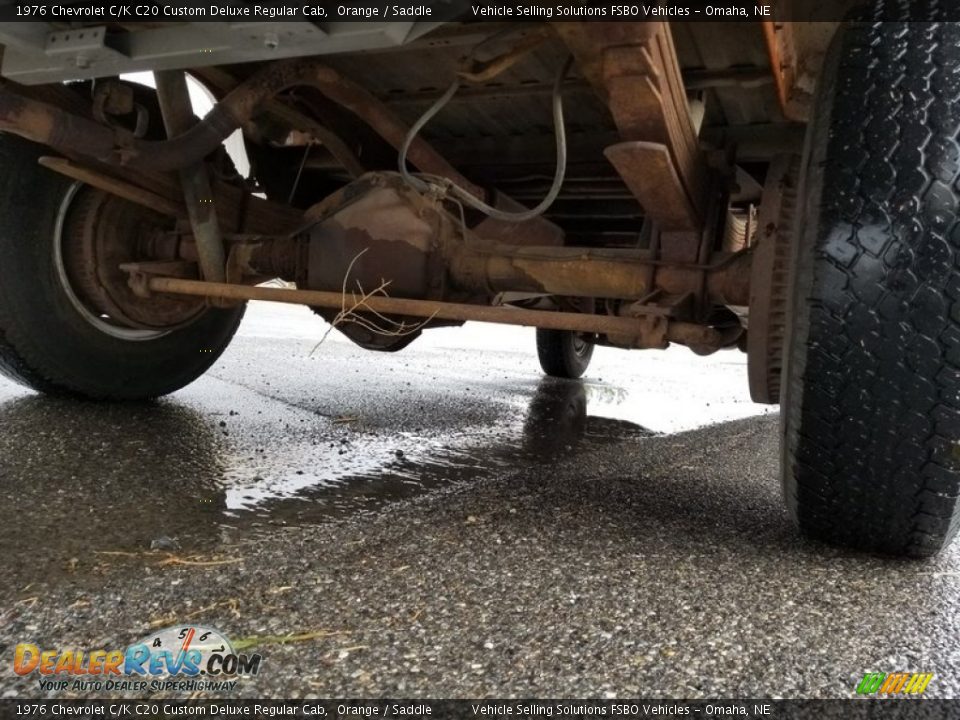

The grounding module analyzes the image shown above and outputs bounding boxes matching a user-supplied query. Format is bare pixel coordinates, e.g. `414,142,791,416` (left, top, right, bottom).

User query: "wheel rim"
572,336,589,357
53,184,181,341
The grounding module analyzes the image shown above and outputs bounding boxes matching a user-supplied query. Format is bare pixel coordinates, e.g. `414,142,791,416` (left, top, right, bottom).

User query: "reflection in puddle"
0,378,652,586
522,379,654,457
223,378,653,527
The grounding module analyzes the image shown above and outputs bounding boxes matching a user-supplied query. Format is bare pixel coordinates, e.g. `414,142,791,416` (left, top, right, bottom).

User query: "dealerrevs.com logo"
14,625,262,693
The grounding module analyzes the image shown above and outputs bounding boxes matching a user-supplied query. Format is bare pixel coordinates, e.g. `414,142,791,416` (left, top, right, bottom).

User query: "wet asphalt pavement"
0,302,958,699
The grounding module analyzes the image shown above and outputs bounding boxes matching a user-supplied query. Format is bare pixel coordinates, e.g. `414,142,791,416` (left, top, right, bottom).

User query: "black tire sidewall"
779,19,845,523
781,20,960,556
0,136,244,400
536,329,594,379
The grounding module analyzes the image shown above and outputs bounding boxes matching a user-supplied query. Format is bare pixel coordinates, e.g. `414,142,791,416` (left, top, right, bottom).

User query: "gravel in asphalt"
0,303,957,699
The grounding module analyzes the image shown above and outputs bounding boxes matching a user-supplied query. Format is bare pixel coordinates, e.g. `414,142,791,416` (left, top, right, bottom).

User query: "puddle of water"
0,302,773,589
0,377,653,588
220,377,654,530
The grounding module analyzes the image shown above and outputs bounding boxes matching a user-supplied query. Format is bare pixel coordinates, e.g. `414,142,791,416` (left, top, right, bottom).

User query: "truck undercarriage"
0,10,958,559
0,20,830,390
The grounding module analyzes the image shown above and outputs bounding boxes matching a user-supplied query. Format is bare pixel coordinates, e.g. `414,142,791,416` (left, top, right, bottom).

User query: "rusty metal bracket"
622,291,694,319
225,242,262,286
92,80,149,138
119,261,199,299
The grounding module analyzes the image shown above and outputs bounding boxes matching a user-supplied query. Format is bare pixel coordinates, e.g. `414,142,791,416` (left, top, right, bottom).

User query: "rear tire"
536,329,594,379
782,18,960,557
0,135,244,400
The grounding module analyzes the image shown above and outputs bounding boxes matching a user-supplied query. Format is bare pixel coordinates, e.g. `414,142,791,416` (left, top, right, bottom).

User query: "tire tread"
784,16,960,557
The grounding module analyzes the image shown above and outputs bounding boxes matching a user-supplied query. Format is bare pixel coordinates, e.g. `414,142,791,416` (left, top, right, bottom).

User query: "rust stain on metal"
558,22,708,249
604,141,699,232
39,157,183,217
306,173,454,300
155,70,227,289
63,187,203,329
0,59,484,198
